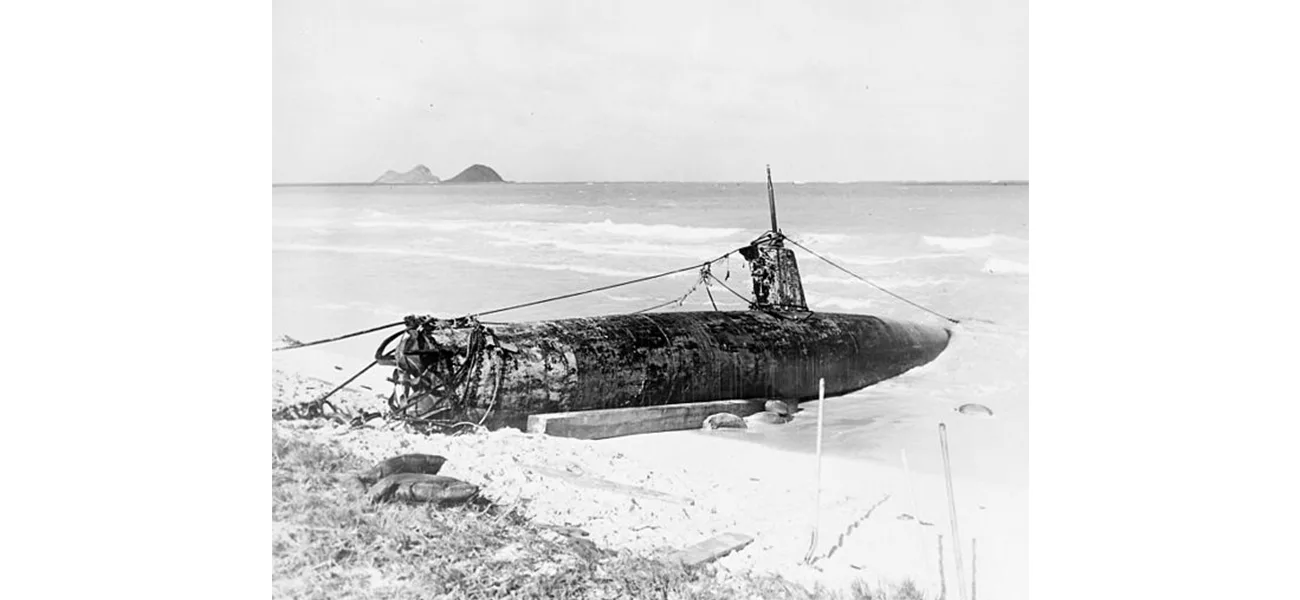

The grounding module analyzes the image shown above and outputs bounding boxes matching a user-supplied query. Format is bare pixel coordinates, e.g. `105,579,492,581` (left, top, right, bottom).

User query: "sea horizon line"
272,179,1029,187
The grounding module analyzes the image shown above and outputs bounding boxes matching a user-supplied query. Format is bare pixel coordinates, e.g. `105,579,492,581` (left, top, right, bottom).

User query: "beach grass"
271,428,927,600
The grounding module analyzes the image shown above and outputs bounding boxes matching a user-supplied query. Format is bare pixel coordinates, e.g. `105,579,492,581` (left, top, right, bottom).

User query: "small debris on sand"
956,403,995,417
367,473,479,505
356,453,447,486
702,413,747,430
765,400,797,416
273,335,305,350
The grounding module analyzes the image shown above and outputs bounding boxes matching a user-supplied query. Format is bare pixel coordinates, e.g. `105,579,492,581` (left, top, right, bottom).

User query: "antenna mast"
766,164,780,234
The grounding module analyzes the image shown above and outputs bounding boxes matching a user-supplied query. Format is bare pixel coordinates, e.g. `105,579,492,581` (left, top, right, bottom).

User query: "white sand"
273,346,1026,599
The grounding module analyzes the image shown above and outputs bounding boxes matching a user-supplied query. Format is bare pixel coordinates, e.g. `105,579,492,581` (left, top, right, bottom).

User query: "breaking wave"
982,258,1030,275
796,233,850,246
808,296,876,312
807,251,965,268
273,243,689,279
803,274,959,288
599,293,646,303
922,234,1028,251
345,218,753,261
565,220,744,241
485,236,728,260
355,218,744,243
313,301,427,319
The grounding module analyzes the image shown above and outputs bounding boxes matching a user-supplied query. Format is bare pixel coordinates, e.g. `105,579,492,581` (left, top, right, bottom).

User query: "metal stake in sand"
940,423,968,600
802,378,826,564
937,534,947,600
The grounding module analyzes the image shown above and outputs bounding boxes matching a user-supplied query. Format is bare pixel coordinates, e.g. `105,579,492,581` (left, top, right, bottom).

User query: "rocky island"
445,163,505,183
371,163,505,185
373,165,440,185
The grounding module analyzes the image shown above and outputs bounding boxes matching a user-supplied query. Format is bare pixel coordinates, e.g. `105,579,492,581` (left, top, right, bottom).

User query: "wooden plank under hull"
526,399,766,440
388,310,951,422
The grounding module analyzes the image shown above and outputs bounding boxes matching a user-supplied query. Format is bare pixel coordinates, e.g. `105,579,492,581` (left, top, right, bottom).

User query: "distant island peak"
373,164,440,185
446,164,504,183
372,163,505,185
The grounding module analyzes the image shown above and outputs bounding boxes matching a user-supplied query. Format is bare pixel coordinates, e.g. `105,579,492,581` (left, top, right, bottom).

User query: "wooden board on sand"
669,532,756,567
526,399,766,440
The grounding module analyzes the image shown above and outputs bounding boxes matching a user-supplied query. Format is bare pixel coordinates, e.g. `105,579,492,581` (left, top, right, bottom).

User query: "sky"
273,0,1026,183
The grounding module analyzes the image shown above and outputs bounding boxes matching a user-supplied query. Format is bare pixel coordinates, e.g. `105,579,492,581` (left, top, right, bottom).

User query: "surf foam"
273,243,687,279
922,234,1028,251
355,218,744,243
982,258,1030,275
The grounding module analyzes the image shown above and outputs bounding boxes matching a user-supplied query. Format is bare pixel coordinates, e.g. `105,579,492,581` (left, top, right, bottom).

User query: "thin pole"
937,534,947,600
803,378,826,564
971,538,978,600
940,423,968,600
766,164,779,233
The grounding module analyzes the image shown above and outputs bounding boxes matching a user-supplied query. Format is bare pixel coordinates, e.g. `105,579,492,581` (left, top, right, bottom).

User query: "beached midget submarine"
373,168,952,429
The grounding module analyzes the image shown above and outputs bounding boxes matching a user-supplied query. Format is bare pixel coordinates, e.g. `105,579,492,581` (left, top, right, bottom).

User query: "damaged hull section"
384,311,951,423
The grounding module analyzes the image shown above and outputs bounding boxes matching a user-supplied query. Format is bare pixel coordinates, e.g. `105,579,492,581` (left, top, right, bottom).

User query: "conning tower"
740,165,808,312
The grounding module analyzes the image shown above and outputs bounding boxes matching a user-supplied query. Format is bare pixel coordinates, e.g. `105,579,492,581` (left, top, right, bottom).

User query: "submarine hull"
389,311,951,421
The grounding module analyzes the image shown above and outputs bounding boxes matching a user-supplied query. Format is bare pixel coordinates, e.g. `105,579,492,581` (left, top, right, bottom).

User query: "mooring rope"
273,252,740,354
467,250,738,319
704,272,755,307
272,359,377,421
632,270,707,314
783,236,962,325
274,230,969,365
271,230,988,425
703,280,720,311
632,296,690,314
272,321,405,352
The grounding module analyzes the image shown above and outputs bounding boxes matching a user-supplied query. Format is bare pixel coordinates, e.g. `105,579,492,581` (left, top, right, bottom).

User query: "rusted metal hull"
386,311,951,422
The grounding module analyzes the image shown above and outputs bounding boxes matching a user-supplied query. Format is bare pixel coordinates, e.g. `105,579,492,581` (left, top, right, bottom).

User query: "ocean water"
272,182,1028,488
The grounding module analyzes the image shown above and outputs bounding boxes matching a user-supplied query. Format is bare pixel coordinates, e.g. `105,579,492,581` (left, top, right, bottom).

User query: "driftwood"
669,532,755,567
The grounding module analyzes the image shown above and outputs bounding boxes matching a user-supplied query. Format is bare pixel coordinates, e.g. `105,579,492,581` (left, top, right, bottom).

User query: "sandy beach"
273,346,1026,599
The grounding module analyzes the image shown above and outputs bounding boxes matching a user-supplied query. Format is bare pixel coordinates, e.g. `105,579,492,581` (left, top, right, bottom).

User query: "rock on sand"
764,400,796,416
702,413,747,430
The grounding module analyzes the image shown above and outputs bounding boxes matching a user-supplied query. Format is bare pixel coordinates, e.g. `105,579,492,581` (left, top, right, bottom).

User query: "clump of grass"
844,578,928,600
271,427,930,599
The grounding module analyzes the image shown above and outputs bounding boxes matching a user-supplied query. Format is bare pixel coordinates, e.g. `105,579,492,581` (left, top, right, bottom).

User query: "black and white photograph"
272,1,1027,598
12,2,1300,599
